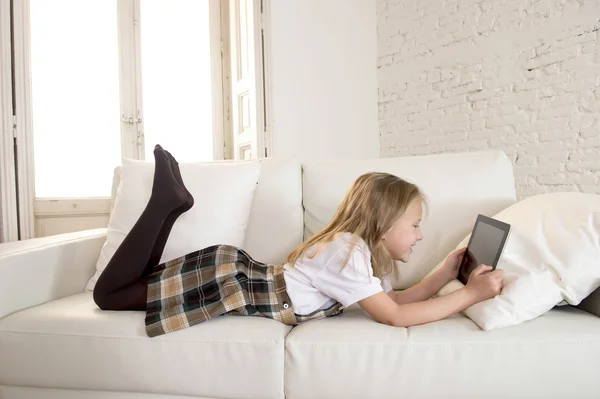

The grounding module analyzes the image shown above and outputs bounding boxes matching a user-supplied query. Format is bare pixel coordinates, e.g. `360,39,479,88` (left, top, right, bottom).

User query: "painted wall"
268,0,381,161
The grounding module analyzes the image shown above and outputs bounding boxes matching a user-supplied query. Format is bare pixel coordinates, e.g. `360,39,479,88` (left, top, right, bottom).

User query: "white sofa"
1,150,600,399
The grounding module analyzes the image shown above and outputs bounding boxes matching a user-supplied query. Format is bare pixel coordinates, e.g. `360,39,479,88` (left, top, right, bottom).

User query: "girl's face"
382,199,424,262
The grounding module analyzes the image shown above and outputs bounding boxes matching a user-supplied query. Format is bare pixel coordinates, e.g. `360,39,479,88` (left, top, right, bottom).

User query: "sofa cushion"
88,158,262,290
301,150,517,289
241,157,304,265
106,157,304,267
0,292,291,399
284,305,600,399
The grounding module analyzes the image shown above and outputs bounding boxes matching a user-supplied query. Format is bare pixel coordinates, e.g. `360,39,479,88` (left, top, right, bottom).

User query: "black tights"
93,145,194,311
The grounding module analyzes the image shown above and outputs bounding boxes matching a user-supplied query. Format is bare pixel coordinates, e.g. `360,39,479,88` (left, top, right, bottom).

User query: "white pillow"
86,158,262,291
429,192,600,330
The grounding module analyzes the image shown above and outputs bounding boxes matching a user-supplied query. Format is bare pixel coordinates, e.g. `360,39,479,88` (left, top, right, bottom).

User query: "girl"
93,145,503,337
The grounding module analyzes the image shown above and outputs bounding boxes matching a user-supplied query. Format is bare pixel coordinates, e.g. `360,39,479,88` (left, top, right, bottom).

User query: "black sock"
93,144,187,309
142,149,195,275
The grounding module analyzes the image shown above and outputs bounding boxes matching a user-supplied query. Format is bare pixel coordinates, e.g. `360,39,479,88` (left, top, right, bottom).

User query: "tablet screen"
458,217,510,285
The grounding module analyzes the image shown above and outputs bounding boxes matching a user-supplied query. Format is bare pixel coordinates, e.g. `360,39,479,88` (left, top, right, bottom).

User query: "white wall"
267,0,380,161
377,0,600,199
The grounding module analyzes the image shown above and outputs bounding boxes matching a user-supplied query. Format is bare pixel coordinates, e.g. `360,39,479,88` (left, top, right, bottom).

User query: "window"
1,0,268,240
30,0,222,198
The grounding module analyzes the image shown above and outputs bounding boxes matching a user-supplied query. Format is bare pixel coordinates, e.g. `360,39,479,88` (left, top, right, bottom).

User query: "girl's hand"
465,264,504,303
436,247,467,284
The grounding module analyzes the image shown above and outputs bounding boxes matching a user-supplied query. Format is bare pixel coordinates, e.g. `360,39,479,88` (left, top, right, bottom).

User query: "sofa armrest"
0,228,106,320
578,287,600,318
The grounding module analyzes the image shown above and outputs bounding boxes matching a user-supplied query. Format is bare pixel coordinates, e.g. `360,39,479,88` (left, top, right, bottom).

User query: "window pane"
30,0,120,198
140,0,214,163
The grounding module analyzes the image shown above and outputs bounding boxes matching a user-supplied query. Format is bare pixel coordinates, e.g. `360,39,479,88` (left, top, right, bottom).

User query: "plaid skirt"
145,244,344,337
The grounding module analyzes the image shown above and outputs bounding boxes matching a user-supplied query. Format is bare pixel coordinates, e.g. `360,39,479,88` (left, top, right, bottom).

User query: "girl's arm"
389,270,448,305
388,247,466,305
362,265,503,327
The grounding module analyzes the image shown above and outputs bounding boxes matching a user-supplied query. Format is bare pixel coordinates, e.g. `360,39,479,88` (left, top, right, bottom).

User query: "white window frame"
0,0,19,242
211,0,228,160
255,0,272,158
11,0,35,240
117,0,145,161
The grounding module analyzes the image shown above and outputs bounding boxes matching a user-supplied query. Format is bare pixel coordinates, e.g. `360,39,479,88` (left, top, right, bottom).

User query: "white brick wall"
377,0,600,198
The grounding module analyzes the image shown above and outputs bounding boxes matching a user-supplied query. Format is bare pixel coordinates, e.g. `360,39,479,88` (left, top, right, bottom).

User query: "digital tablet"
457,214,511,286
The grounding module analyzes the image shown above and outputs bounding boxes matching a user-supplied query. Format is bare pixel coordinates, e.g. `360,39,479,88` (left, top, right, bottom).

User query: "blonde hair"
286,172,425,281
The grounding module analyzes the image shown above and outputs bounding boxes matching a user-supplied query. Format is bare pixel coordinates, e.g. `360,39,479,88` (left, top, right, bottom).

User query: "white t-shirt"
283,232,393,315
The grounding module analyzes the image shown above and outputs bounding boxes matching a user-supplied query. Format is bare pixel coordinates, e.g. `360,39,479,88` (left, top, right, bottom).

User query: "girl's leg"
93,145,190,311
143,150,194,273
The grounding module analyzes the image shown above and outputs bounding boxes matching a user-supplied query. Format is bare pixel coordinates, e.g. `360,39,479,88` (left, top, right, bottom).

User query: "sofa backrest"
241,158,304,264
110,150,516,290
302,150,517,289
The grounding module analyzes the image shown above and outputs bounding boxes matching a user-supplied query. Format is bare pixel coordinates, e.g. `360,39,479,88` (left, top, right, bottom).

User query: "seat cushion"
0,292,291,399
284,305,600,399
